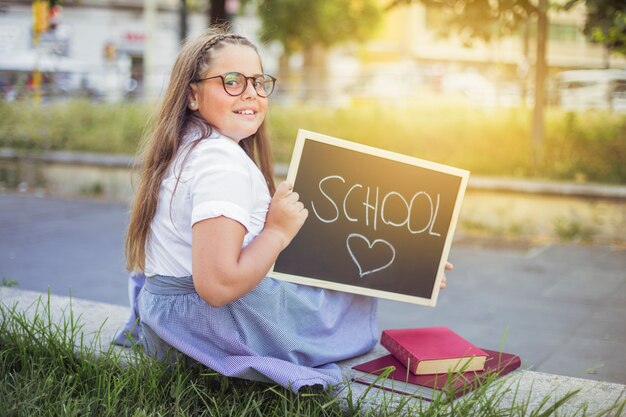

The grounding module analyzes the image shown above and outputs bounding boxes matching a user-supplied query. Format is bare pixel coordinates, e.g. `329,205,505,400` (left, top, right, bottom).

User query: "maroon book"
381,327,489,375
351,348,521,401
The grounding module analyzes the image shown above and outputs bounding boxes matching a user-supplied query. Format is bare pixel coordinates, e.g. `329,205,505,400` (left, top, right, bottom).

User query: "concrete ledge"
2,147,625,199
468,176,626,200
0,148,135,169
1,287,624,414
0,286,130,351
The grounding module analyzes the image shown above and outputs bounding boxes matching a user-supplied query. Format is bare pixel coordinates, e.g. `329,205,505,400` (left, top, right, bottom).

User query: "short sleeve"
188,140,254,231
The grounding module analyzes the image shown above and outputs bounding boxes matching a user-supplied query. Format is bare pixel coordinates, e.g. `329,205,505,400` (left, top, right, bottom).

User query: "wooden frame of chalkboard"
270,130,470,306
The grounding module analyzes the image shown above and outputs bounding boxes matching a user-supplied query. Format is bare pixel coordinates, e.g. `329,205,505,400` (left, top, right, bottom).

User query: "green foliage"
565,0,626,55
1,277,18,287
554,216,595,242
256,0,382,52
1,100,625,183
79,182,105,197
0,100,151,154
543,110,626,183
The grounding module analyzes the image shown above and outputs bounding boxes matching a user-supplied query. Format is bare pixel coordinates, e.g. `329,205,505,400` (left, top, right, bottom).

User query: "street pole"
143,0,157,100
532,0,548,170
179,0,188,45
32,0,48,105
210,0,227,26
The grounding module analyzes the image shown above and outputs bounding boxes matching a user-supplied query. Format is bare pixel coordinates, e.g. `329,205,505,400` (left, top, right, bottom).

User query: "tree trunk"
179,0,188,44
520,18,530,105
277,51,291,101
532,0,548,169
603,46,610,69
302,43,328,103
209,0,227,27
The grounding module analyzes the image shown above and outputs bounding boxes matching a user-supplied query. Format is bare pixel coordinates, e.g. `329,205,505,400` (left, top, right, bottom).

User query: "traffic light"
31,0,61,105
103,42,117,62
49,4,61,30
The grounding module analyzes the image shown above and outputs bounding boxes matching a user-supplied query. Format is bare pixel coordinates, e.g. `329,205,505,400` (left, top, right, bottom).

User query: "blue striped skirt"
136,274,378,391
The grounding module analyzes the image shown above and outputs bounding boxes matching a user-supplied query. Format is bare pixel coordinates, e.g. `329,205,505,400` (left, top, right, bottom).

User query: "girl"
123,29,379,391
122,28,451,392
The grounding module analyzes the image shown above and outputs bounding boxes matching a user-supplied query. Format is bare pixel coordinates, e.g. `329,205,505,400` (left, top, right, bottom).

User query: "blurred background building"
1,0,211,101
357,1,626,109
0,0,625,109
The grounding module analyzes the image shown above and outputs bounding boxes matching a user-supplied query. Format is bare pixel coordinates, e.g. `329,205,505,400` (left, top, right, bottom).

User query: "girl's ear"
188,85,199,111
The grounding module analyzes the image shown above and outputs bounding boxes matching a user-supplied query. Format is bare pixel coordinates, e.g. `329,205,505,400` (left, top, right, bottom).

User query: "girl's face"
190,44,268,142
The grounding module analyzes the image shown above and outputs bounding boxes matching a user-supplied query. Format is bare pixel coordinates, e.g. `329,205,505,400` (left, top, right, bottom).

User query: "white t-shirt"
144,129,271,278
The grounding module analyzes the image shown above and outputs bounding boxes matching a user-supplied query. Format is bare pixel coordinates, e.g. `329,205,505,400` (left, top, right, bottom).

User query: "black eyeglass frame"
193,72,277,98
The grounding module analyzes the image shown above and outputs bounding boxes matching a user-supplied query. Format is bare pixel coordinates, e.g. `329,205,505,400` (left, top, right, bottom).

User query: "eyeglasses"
194,72,277,98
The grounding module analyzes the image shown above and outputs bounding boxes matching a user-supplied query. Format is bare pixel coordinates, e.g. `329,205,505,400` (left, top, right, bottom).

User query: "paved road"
1,193,625,384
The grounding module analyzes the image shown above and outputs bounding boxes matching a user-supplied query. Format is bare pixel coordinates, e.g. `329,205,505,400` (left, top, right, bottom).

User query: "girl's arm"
192,181,307,307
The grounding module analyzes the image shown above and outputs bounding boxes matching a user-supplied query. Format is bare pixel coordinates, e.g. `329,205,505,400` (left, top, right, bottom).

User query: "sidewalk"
1,192,625,389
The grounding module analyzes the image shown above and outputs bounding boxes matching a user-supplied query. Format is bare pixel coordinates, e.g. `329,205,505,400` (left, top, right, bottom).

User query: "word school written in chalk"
310,175,444,237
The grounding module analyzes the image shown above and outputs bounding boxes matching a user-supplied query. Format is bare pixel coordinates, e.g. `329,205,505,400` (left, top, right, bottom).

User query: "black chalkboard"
270,130,469,306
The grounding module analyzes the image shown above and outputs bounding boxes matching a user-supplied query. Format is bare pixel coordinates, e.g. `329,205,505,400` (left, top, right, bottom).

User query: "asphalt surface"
1,192,625,384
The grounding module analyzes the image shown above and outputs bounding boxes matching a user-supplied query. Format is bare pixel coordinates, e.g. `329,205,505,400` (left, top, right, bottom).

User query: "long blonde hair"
125,29,276,272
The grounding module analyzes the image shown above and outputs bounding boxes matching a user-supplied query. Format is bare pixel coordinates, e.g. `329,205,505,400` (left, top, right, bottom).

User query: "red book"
351,348,521,401
380,327,489,375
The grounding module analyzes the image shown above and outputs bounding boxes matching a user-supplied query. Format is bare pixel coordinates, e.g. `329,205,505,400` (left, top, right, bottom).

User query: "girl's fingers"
285,191,300,203
274,181,293,198
441,264,451,289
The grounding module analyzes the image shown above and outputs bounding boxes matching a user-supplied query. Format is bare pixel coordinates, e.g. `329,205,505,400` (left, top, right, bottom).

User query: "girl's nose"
241,79,257,99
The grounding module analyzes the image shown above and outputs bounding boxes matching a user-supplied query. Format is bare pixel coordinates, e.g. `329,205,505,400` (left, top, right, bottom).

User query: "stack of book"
352,326,520,401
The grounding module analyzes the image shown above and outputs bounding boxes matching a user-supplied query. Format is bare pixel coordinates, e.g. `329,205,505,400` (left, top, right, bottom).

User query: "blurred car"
556,69,626,112
441,70,522,108
0,51,96,101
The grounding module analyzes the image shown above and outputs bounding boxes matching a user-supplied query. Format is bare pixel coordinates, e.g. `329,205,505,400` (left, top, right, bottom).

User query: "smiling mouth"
235,109,256,115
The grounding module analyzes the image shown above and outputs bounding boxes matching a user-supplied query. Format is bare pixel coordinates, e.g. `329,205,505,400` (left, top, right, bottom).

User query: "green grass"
0,296,343,417
0,100,151,155
553,216,596,243
1,295,625,416
2,277,18,287
1,99,625,184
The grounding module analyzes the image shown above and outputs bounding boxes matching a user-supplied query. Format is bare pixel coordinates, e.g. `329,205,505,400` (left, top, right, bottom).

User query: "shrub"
1,99,625,184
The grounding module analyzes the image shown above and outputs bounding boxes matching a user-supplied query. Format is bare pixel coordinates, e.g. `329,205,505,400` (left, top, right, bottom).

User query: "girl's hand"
264,181,309,249
440,262,453,289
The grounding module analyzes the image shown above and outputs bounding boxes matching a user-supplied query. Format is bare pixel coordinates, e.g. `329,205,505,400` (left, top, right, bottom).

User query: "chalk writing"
310,175,443,237
346,233,396,277
272,130,469,305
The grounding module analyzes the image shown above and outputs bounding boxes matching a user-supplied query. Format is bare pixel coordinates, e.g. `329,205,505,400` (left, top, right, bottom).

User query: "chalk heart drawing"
346,233,396,278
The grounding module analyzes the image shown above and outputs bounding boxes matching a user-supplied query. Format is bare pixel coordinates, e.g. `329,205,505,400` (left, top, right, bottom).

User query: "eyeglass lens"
223,72,275,97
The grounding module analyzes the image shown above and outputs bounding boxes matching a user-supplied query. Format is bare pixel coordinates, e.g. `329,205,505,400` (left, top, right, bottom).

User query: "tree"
565,0,626,56
255,0,382,101
178,0,235,47
387,0,547,166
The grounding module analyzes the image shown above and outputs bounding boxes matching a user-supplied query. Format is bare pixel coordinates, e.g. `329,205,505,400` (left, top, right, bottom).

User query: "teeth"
237,109,255,115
